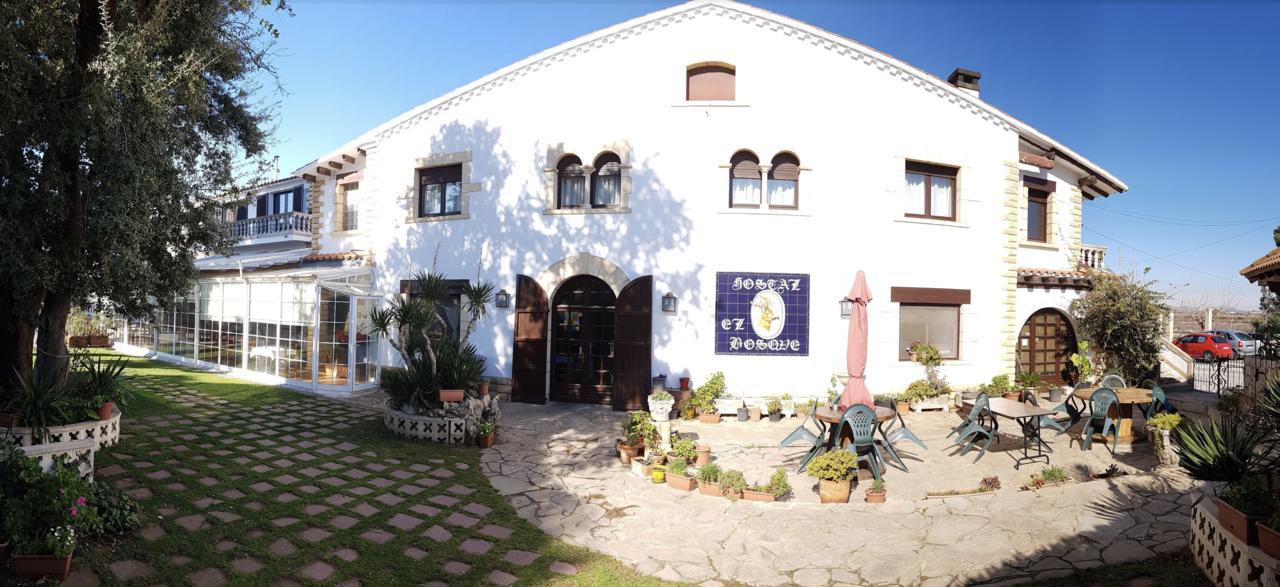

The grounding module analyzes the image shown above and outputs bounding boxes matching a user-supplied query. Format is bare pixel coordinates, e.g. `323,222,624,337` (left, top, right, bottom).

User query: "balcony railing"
1079,244,1107,270
228,212,311,242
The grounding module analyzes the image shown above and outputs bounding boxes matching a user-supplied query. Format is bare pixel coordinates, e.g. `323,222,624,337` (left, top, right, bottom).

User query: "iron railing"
227,211,311,241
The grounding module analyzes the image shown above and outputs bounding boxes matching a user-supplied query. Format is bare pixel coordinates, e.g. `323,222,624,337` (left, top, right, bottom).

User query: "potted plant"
1217,474,1273,546
2,445,97,581
1015,371,1041,398
865,478,886,503
665,458,696,491
766,397,783,422
794,399,814,418
719,469,746,500
652,374,668,391
744,469,790,502
692,387,719,424
737,404,750,422
677,400,696,421
1148,412,1182,466
697,463,722,496
1259,511,1280,560
808,450,857,504
439,389,465,403
617,411,654,465
648,389,674,421
650,464,667,484
894,394,911,415
1022,466,1071,490
77,354,130,421
679,376,691,391
476,420,496,449
1069,341,1094,385
901,380,931,412
694,444,711,466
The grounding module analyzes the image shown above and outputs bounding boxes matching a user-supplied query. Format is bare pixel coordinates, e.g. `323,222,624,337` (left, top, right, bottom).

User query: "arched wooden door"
550,275,617,405
613,276,652,412
512,275,548,404
1017,309,1077,384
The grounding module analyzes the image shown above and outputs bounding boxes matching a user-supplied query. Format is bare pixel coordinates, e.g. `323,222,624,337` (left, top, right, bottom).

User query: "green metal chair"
839,404,884,482
1099,374,1127,389
779,406,827,472
1140,380,1178,419
952,393,998,462
1076,387,1119,452
875,398,927,470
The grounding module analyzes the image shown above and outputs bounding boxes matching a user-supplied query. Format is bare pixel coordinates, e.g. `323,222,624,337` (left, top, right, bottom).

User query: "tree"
0,0,287,388
1070,271,1167,384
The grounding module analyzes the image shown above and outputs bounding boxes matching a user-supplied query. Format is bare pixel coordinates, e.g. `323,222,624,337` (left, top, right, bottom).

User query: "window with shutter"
556,155,586,208
591,152,622,208
687,64,735,101
729,150,761,208
418,164,463,217
768,152,800,209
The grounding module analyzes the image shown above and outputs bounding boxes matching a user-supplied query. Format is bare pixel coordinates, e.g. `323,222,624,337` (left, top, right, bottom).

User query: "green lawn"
15,352,675,586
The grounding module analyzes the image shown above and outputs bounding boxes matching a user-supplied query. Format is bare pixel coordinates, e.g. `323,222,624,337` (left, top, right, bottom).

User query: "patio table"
814,405,895,449
963,397,1056,469
1073,387,1153,444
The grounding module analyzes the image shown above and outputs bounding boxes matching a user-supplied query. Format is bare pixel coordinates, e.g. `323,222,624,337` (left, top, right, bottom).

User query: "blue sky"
259,1,1279,309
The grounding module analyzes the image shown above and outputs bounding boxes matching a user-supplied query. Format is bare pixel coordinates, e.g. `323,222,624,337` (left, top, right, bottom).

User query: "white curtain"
732,177,760,206
931,176,954,217
559,176,586,207
904,173,926,215
420,184,442,215
443,182,462,213
768,179,796,207
592,174,618,206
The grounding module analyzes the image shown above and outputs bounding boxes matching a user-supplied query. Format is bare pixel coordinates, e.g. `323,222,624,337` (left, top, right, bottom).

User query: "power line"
1130,223,1273,263
1082,226,1246,284
1091,206,1280,227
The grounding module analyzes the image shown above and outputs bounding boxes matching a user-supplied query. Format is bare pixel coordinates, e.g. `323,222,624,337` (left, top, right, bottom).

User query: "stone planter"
12,553,72,580
383,403,465,444
865,489,886,503
1192,499,1280,585
3,409,121,450
1154,429,1179,466
697,413,719,424
781,400,795,417
737,407,750,422
698,481,721,497
694,445,711,466
630,459,652,478
742,489,775,502
818,479,851,504
648,397,674,422
667,472,696,491
895,401,910,415
1218,497,1264,546
911,397,950,413
652,376,668,391
716,398,742,415
746,407,760,422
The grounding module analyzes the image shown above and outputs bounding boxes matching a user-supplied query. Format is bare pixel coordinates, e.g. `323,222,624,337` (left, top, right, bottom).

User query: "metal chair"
839,404,884,482
1076,387,1119,452
1099,374,1127,389
779,405,827,472
1140,380,1178,419
876,397,928,452
952,393,998,462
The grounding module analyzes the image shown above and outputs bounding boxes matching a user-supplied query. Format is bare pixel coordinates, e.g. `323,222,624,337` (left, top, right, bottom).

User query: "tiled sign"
715,272,809,356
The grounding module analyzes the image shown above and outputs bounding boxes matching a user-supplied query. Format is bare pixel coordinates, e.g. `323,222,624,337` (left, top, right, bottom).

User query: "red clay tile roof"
1241,247,1280,280
301,251,363,262
1017,268,1092,290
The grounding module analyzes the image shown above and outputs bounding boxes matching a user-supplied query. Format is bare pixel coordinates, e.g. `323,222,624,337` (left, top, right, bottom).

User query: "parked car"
1208,329,1258,357
1175,333,1235,361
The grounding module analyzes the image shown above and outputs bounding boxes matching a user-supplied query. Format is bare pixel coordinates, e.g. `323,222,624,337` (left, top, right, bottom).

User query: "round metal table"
1073,387,1153,444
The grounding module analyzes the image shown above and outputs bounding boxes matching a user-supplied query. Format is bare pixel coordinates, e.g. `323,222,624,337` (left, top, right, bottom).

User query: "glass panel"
767,178,796,207
930,176,954,218
173,296,197,359
731,177,760,206
318,288,350,386
444,181,462,213
420,183,442,216
898,305,959,360
1027,197,1047,241
904,173,926,215
248,321,278,375
559,176,586,207
279,322,312,382
591,174,619,207
354,298,378,385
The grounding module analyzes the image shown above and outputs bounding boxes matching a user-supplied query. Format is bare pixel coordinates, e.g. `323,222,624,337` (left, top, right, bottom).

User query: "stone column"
653,413,672,454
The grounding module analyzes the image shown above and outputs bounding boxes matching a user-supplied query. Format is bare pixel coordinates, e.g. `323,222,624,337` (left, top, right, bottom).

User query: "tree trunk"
35,291,73,387
0,282,42,390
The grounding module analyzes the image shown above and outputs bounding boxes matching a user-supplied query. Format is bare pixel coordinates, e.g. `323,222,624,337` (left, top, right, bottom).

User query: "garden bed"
383,402,467,444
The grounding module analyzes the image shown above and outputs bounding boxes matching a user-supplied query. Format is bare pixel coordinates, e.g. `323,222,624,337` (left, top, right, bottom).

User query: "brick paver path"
484,402,1204,586
66,374,579,586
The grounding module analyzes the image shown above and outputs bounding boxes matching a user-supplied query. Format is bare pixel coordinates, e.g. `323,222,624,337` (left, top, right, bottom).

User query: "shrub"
720,469,747,498
1148,412,1183,431
83,482,141,538
671,435,697,462
1071,271,1166,384
978,476,1001,492
691,372,726,415
766,396,782,414
667,457,688,477
980,374,1014,397
1040,466,1069,483
869,477,885,492
0,443,100,556
697,463,722,484
1015,371,1042,389
807,450,858,482
621,411,656,446
677,399,696,420
765,468,791,499
650,389,673,403
901,380,934,403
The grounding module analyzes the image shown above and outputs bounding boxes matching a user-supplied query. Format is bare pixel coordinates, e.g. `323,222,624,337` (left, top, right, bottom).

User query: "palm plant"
1176,375,1280,497
12,369,72,443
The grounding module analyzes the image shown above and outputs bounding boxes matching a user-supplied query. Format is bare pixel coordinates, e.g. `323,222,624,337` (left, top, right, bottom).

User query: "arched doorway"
551,275,617,405
1017,309,1077,384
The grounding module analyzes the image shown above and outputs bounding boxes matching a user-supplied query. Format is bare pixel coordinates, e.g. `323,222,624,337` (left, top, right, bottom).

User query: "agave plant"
1175,414,1279,491
12,369,72,443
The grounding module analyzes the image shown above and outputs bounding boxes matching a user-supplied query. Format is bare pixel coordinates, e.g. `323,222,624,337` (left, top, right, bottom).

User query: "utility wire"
1091,206,1280,227
1130,223,1273,263
1082,226,1245,284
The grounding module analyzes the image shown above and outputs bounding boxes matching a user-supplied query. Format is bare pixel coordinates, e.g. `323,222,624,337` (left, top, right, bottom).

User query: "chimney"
947,68,982,98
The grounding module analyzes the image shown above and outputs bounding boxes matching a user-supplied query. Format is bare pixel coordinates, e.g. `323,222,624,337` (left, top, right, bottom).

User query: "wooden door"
1017,309,1077,384
512,275,548,404
550,276,616,405
613,276,652,412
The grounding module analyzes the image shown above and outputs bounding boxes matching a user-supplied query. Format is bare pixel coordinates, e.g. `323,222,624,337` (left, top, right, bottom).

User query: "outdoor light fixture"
661,292,678,313
495,289,511,309
839,297,853,319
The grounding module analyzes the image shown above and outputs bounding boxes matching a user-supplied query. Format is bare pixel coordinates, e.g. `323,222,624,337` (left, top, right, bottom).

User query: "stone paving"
482,402,1205,586
62,375,581,586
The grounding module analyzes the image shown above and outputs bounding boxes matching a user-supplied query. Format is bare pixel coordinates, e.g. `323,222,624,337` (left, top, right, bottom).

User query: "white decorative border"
383,403,466,445
5,407,121,451
1191,499,1280,585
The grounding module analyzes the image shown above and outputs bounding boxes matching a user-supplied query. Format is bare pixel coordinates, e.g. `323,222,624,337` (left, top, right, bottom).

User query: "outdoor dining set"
779,374,1179,478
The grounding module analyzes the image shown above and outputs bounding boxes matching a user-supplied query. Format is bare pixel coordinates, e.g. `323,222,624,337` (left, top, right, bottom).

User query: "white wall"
306,8,1095,399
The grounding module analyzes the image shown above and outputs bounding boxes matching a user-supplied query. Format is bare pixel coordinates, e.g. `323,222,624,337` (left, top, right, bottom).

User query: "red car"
1175,332,1234,361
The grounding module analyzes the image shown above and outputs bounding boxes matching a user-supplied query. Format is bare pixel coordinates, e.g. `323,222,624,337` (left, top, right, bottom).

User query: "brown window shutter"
593,152,621,174
770,153,800,180
557,154,584,175
890,287,971,305
686,65,735,101
905,161,958,178
420,164,462,185
1023,176,1057,193
730,151,759,179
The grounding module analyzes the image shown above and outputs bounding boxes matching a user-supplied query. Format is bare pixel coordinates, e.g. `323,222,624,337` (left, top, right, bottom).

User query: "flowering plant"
0,441,98,556
46,525,76,558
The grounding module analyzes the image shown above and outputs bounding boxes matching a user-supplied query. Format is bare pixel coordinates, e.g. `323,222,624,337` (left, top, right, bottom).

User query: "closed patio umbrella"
839,271,875,409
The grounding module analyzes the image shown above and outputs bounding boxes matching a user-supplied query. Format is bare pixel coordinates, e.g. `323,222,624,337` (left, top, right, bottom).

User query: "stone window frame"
717,149,809,213
1019,175,1059,249
542,142,632,215
404,150,480,223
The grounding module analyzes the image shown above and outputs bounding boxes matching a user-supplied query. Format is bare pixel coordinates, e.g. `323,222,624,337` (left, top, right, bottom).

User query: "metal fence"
1192,356,1280,395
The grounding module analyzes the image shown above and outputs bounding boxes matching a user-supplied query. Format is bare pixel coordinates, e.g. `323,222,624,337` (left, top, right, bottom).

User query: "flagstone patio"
482,402,1205,586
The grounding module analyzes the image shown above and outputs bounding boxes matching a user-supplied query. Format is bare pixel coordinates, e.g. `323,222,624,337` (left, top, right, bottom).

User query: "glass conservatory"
117,267,382,394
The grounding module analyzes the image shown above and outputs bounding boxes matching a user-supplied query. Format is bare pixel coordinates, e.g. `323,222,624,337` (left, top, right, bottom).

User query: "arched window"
591,152,622,208
557,154,586,208
687,63,735,101
768,152,800,209
729,150,761,208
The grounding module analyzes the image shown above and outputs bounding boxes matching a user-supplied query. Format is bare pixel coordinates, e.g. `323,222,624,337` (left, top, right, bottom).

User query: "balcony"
228,211,311,246
1079,244,1107,270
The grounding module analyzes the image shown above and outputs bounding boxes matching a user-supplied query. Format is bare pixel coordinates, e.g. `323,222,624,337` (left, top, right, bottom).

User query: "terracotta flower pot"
1217,497,1264,546
12,553,72,580
1258,521,1280,560
667,472,697,491
439,389,465,403
477,432,495,449
479,381,490,397
694,445,711,466
818,479,852,504
697,413,720,424
680,377,691,391
698,481,721,497
743,489,775,502
1002,392,1022,402
865,489,886,503
617,440,643,465
895,401,910,415
97,402,115,421
747,407,761,422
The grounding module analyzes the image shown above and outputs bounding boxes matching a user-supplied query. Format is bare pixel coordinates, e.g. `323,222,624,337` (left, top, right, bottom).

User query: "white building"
117,0,1122,408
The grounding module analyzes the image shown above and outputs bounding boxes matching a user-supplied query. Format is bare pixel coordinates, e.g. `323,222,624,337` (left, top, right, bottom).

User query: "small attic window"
686,63,735,101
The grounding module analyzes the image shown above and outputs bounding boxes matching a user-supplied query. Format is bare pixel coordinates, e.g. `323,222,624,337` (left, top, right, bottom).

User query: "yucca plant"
1175,417,1277,490
12,369,72,444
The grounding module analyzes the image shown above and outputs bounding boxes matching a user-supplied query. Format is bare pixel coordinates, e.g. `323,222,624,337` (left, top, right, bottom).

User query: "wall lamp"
839,297,853,319
661,292,678,313
494,289,511,309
